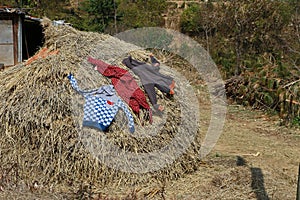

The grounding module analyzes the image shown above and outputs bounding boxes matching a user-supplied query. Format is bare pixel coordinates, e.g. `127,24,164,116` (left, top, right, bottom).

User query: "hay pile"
0,19,202,197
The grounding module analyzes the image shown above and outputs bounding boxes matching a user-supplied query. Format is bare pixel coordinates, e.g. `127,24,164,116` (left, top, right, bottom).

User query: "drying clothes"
87,56,152,123
68,74,135,133
122,55,175,110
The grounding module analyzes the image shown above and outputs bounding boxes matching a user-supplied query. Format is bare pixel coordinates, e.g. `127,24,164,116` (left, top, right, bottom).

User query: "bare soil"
164,103,300,200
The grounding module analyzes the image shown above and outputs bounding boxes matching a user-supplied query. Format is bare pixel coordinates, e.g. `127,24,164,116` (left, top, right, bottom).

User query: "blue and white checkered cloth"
68,74,135,133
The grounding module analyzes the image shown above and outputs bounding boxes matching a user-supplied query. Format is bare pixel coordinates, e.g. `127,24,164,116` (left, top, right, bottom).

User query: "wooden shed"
0,7,44,68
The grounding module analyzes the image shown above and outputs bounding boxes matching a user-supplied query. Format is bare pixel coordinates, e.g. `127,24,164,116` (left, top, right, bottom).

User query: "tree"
77,0,116,32
180,0,294,77
116,0,166,31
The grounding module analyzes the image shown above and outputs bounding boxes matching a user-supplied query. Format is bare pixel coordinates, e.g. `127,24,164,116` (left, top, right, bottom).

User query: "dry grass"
0,18,204,198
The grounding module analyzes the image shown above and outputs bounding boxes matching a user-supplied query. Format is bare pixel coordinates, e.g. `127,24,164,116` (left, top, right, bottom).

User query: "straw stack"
0,18,202,197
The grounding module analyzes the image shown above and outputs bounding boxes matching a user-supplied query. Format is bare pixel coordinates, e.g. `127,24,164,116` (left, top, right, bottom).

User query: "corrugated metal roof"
0,7,43,22
0,7,26,15
25,15,42,22
0,6,70,24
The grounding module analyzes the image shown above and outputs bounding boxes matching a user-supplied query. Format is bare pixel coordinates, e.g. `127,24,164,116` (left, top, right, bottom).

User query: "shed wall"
0,19,14,66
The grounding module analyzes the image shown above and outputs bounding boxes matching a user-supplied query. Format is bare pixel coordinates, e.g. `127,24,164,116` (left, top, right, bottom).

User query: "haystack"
0,19,203,197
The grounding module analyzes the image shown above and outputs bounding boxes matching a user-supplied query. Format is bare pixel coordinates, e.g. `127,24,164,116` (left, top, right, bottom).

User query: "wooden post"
297,163,300,200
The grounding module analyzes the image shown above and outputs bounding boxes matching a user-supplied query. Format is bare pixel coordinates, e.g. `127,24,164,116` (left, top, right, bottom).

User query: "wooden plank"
297,163,300,200
13,15,19,65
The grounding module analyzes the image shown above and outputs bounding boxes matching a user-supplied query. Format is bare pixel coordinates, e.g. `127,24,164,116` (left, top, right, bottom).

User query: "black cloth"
122,56,173,109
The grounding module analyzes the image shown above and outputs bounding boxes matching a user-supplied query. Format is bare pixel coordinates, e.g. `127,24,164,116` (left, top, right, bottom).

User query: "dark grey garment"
122,56,173,109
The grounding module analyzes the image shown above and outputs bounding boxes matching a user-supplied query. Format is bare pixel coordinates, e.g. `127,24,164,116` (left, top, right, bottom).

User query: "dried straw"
0,18,203,197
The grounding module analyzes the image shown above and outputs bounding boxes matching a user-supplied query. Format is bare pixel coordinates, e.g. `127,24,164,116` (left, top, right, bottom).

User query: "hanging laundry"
122,55,175,111
87,56,152,123
68,74,135,133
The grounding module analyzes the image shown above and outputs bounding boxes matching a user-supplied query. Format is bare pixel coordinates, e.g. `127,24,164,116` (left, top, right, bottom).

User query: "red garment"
88,57,152,123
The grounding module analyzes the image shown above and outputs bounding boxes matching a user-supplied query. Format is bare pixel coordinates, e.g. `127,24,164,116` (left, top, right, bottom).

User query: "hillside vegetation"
2,0,300,125
180,0,300,125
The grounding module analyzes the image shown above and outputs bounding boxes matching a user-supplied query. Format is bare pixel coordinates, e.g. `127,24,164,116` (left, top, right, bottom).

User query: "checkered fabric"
68,74,135,133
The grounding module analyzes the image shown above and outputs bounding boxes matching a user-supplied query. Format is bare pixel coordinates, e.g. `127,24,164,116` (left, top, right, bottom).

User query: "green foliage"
1,0,17,6
2,0,164,33
180,0,295,78
213,51,236,78
180,2,216,36
76,0,116,32
292,116,300,127
1,0,69,17
117,0,166,31
20,0,39,8
180,4,202,34
213,0,300,125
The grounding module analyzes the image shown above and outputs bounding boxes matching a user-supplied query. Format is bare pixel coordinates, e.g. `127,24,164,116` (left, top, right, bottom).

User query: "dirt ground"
159,61,300,199
163,103,300,200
